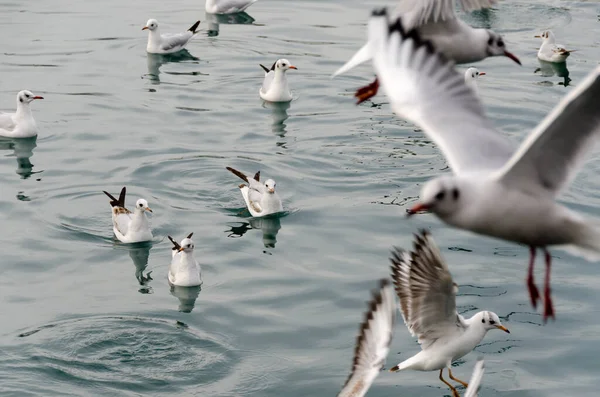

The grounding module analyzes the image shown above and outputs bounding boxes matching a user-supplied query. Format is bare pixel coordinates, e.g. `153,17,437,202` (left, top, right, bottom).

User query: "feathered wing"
464,359,485,397
337,279,396,397
160,31,195,52
394,0,497,29
370,10,514,174
261,70,275,94
0,113,16,132
113,212,131,237
390,230,462,349
212,0,257,13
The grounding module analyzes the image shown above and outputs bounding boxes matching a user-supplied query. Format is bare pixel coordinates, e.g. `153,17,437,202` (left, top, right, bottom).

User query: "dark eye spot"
490,320,496,325
487,37,493,45
452,188,459,200
25,94,30,98
497,39,504,47
481,318,485,323
435,191,445,201
19,98,23,103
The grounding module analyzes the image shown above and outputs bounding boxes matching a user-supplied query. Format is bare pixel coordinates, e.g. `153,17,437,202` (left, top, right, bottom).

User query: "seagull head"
178,237,195,253
407,176,462,219
534,30,555,42
17,90,43,105
142,19,159,31
479,311,510,333
275,59,297,73
465,67,485,81
265,179,276,194
485,31,521,65
135,198,153,213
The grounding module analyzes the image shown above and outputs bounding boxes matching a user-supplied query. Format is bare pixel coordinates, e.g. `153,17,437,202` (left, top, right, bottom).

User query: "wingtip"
259,64,270,73
188,20,201,33
389,365,400,372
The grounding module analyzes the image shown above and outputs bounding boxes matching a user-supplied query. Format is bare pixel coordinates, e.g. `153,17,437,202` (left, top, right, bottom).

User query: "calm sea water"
1,0,600,396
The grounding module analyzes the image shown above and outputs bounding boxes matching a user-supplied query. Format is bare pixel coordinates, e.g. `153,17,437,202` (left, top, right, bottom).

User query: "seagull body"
103,187,153,243
205,0,257,14
464,67,485,96
368,10,600,320
535,30,573,63
226,167,283,217
143,19,201,54
259,59,297,103
333,0,521,81
388,231,508,397
0,91,44,138
168,233,202,287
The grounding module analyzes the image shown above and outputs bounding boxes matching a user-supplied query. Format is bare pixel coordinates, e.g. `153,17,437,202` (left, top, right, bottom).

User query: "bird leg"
527,246,540,309
354,77,379,105
439,369,460,397
448,368,469,388
543,248,555,322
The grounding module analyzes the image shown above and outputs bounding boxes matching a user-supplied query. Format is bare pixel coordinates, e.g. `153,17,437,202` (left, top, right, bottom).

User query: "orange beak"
178,247,184,252
495,325,510,333
478,72,486,76
33,96,44,100
142,26,149,30
145,207,153,213
504,51,522,65
534,35,541,38
268,188,275,194
289,65,297,70
406,202,431,217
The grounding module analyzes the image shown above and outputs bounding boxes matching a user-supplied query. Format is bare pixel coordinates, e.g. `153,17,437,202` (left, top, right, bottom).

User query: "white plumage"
0,90,43,138
259,59,297,103
103,187,153,243
205,0,258,14
168,233,202,287
143,19,201,54
226,167,283,217
535,30,573,63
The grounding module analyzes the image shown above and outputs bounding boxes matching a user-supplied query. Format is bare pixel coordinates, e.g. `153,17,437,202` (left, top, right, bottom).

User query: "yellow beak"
534,35,541,38
145,207,153,213
495,325,510,333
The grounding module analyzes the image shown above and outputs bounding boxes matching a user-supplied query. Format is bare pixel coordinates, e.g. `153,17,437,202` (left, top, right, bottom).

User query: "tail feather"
103,187,126,208
188,20,201,33
226,166,249,183
259,64,270,73
168,235,181,251
559,222,600,261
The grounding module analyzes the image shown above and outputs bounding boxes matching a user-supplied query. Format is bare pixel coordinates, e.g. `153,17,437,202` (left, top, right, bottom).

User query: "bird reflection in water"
204,12,255,37
262,101,291,140
226,215,282,248
127,242,153,294
170,284,202,313
534,59,571,87
145,50,200,83
0,136,40,179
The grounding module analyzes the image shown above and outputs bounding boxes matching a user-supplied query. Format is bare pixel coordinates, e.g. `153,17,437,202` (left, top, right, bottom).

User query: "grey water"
1,0,600,396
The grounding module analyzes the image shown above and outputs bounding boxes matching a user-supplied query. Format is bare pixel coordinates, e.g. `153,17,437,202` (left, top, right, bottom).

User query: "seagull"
103,187,153,243
0,90,44,138
464,67,485,96
205,0,258,14
142,19,201,54
535,30,575,63
388,231,508,397
334,2,521,103
226,167,283,217
368,10,600,321
168,233,202,287
259,59,297,103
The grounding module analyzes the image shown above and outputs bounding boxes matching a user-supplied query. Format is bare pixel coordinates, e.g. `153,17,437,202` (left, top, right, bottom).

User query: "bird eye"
489,320,496,325
435,191,445,201
25,94,30,98
139,203,143,207
452,188,459,200
497,39,504,47
481,318,485,323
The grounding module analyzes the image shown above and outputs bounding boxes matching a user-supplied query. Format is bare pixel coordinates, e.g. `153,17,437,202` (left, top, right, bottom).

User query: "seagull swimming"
226,167,283,217
535,30,574,63
142,19,201,54
368,10,600,321
0,90,44,138
103,187,153,243
388,231,508,397
168,233,202,287
464,67,485,96
205,0,258,14
259,59,297,102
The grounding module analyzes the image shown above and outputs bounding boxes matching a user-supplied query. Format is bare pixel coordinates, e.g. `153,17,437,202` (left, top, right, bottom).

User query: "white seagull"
226,167,283,217
535,30,575,63
369,10,600,321
464,67,485,96
0,90,44,138
259,59,297,103
142,19,201,54
388,231,508,397
205,0,258,14
168,233,202,287
103,187,153,243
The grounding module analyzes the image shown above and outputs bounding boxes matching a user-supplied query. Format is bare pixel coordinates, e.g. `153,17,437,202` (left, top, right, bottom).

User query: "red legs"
354,77,379,104
448,368,469,388
439,369,460,397
543,248,555,322
527,246,541,309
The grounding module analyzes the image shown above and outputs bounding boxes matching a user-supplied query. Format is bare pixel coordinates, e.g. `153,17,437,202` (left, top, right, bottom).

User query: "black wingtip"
188,20,201,33
103,186,126,208
253,171,260,182
259,64,270,73
186,232,194,239
168,235,181,250
226,166,249,183
387,16,437,57
372,7,388,17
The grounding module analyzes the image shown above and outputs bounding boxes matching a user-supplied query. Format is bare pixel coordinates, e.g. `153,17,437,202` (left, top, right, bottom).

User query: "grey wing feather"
394,0,497,28
160,31,194,51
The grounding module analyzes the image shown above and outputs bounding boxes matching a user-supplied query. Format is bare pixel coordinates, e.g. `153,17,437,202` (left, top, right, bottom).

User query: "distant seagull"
369,9,600,321
464,67,485,96
0,90,44,138
143,19,201,54
535,30,575,63
168,233,202,287
103,187,153,243
226,167,283,217
388,231,508,397
205,0,258,14
259,59,297,102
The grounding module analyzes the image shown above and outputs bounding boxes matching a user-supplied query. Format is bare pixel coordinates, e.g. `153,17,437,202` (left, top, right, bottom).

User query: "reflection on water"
145,50,200,83
262,101,290,138
534,59,571,86
0,136,39,179
126,242,153,293
204,12,256,37
170,284,202,313
226,215,282,248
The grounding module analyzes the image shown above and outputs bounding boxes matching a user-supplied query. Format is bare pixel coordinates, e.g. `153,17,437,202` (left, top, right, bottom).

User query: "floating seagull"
168,233,202,287
259,59,297,102
205,0,258,14
368,10,600,321
535,30,575,63
0,90,44,138
142,19,201,54
464,67,485,96
103,187,153,243
388,231,508,397
337,279,396,397
226,167,283,217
